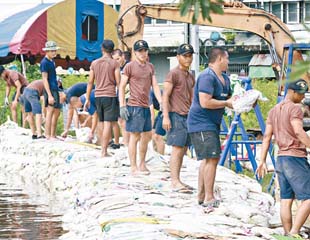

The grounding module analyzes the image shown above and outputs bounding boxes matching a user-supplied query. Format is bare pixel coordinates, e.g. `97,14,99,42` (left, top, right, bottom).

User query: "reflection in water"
0,183,67,240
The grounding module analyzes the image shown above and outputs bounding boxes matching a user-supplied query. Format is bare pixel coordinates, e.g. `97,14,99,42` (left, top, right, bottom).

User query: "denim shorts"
190,131,221,160
153,111,166,136
95,96,119,122
80,95,96,116
276,156,310,200
166,112,190,147
43,89,61,109
23,88,42,114
126,106,152,133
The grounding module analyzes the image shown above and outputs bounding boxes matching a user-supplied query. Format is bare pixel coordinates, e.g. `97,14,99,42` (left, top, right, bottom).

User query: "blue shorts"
126,106,152,133
190,131,221,160
80,95,96,115
166,112,190,147
43,89,61,109
276,156,310,200
23,88,42,114
153,111,166,136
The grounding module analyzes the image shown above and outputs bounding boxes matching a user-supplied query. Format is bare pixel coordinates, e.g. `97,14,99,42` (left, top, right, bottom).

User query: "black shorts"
43,89,61,109
190,131,221,160
95,96,119,122
166,112,190,147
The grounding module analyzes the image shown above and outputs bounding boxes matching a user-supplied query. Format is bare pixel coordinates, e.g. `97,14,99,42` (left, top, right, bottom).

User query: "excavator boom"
118,0,303,64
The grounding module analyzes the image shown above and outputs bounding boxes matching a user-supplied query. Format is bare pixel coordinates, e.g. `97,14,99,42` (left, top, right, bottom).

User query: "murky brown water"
0,183,67,240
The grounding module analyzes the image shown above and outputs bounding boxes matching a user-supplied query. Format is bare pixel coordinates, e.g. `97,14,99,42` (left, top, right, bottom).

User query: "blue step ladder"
219,78,276,192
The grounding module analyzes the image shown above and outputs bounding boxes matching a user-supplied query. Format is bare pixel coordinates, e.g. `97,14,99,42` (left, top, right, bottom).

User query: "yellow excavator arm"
118,0,304,64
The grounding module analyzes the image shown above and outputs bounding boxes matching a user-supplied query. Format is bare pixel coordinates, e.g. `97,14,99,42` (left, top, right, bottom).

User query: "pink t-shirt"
123,60,155,107
267,99,307,157
165,66,195,115
27,80,44,96
90,56,119,97
4,70,28,88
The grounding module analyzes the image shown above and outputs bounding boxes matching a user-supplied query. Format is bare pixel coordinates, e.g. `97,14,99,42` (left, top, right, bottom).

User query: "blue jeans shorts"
126,106,152,133
190,131,221,160
153,111,166,136
276,156,310,200
23,88,42,114
166,112,190,147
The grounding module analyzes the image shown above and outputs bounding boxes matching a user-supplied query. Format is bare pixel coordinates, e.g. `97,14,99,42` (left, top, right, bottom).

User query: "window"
263,2,270,12
155,19,167,24
82,15,98,41
305,2,310,22
272,3,282,20
171,21,183,24
144,16,152,24
287,2,299,23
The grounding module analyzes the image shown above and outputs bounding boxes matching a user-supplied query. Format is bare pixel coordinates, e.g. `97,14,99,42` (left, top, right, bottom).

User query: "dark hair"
208,47,227,63
112,48,123,56
123,51,131,62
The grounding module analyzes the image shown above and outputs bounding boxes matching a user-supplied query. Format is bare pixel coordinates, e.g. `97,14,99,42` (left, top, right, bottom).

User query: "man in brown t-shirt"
0,65,28,124
257,79,310,237
84,39,121,157
162,44,195,193
119,40,162,175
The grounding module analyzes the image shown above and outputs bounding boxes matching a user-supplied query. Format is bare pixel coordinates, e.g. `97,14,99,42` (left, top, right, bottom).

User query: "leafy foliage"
179,0,224,24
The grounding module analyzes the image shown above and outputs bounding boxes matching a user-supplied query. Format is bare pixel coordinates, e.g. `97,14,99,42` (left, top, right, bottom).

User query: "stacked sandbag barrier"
0,121,284,240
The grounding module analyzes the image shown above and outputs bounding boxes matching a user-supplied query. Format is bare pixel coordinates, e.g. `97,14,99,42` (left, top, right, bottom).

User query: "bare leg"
119,118,129,146
45,106,54,139
290,199,310,234
22,107,27,128
11,104,17,123
28,113,36,135
112,121,120,145
280,199,293,234
51,108,60,138
153,132,165,155
35,114,42,136
138,131,152,173
170,146,187,188
204,158,219,203
128,132,140,174
101,121,113,157
198,160,206,203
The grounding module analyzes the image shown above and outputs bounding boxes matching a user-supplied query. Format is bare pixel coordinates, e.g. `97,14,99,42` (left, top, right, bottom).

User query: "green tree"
179,0,224,24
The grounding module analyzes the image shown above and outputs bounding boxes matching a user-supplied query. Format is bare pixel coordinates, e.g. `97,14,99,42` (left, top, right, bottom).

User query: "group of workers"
1,38,310,238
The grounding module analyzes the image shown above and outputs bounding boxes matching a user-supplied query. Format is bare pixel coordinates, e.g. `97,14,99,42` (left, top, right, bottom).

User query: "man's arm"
119,74,129,107
152,75,162,105
292,118,310,148
13,80,22,103
256,123,273,178
61,105,75,137
114,67,121,89
42,72,54,105
199,92,233,109
162,81,173,131
5,85,10,105
84,70,94,110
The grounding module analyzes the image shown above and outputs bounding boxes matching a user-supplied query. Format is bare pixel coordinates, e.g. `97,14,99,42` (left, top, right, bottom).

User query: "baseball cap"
133,40,149,51
0,65,4,75
177,43,194,55
287,79,308,94
102,39,114,53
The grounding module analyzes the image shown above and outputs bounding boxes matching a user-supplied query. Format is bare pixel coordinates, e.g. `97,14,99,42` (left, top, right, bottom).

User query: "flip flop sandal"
202,199,220,208
172,187,193,194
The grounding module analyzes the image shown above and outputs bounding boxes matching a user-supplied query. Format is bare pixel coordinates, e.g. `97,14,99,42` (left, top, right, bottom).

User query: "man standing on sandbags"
41,41,61,140
84,40,120,157
162,44,195,193
119,40,162,175
188,47,233,209
257,79,310,238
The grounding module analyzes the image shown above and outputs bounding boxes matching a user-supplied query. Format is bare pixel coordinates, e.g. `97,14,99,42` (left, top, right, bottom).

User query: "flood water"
0,183,67,240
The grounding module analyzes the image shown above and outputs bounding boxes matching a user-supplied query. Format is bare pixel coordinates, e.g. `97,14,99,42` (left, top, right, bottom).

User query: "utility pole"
191,25,200,79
